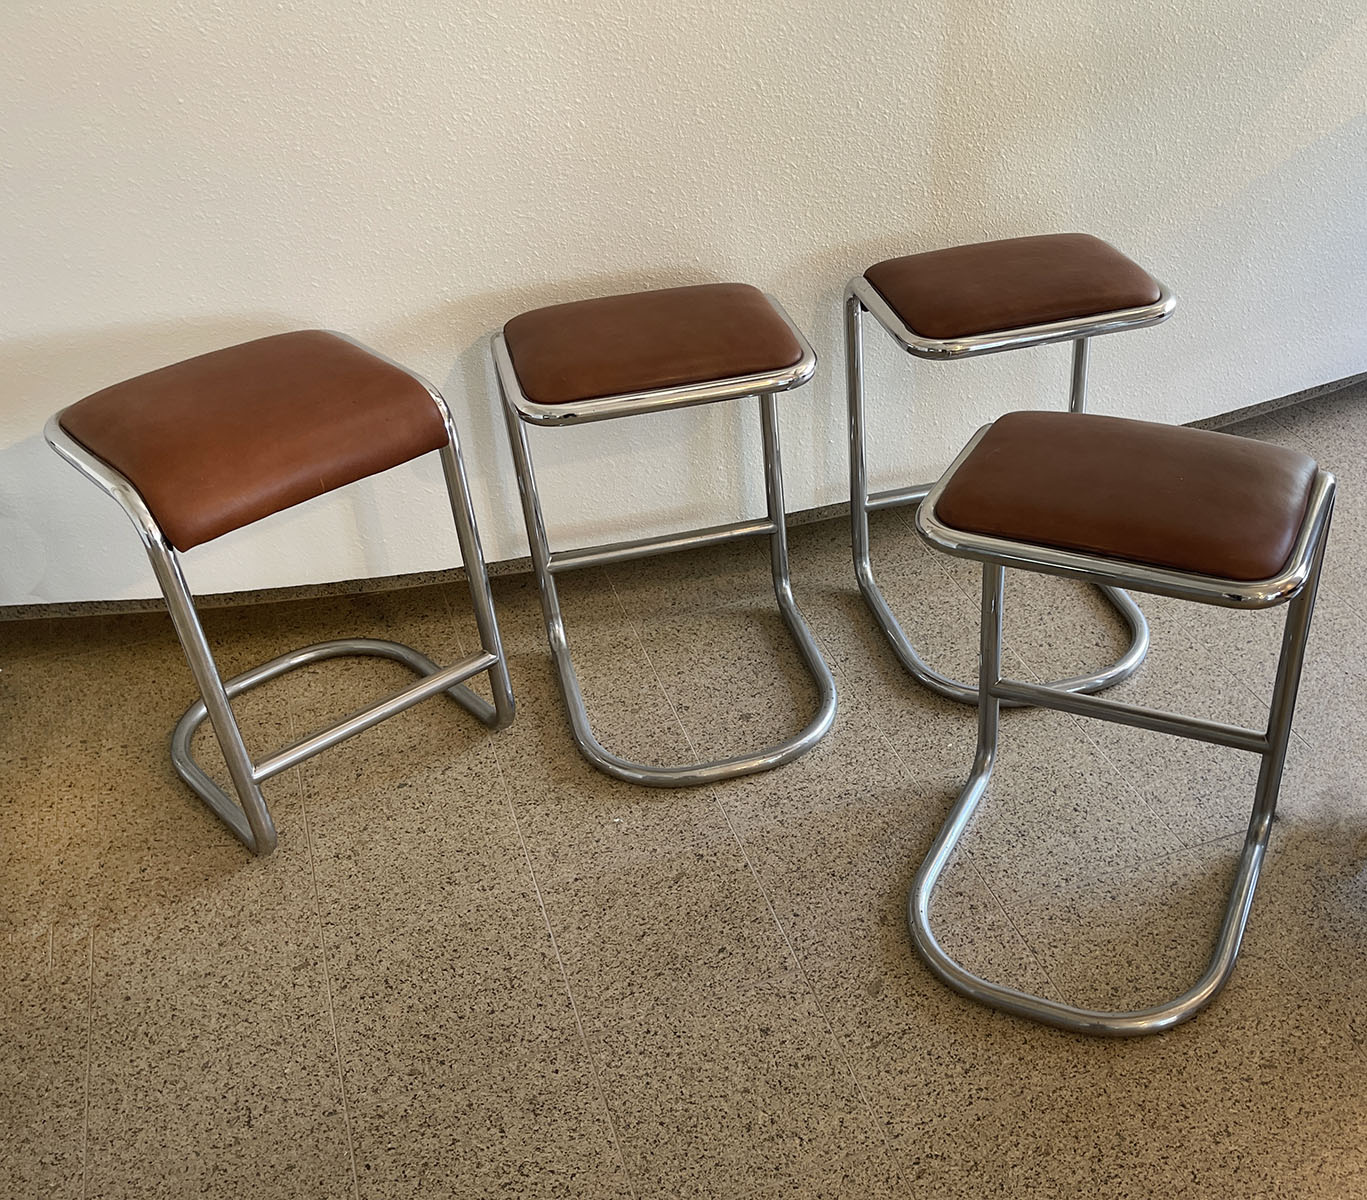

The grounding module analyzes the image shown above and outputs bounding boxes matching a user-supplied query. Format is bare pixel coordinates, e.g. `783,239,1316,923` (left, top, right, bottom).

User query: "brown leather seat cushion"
503,282,804,406
935,411,1319,582
60,331,448,551
865,233,1162,341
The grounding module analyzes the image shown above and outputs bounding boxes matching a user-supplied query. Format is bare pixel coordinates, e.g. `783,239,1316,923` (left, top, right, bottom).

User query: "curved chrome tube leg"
436,429,515,731
847,293,1148,706
911,538,1328,1035
146,537,278,855
170,637,500,851
501,383,836,787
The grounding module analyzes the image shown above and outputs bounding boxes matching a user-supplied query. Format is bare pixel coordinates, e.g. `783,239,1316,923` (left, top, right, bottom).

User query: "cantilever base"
171,637,503,852
908,550,1326,1036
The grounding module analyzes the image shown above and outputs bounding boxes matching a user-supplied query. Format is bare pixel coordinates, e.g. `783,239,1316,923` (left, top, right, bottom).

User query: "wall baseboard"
8,371,1363,624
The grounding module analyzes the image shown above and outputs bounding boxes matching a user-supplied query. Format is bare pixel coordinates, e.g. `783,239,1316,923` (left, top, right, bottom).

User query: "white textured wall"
3,1,1365,605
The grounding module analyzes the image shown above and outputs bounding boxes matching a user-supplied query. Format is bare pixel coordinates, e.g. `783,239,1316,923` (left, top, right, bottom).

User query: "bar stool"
492,282,837,786
846,233,1177,704
912,410,1334,1034
47,330,514,855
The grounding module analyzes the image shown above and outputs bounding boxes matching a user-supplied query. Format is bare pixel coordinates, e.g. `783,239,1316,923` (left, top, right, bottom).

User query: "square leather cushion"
865,233,1162,341
502,282,804,406
934,411,1319,582
60,330,447,551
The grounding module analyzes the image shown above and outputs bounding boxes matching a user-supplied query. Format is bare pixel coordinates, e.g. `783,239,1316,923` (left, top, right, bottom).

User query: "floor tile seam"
1169,819,1323,990
1321,580,1366,633
966,861,1068,1004
80,925,93,1200
3,630,170,673
707,790,913,1186
292,700,361,1200
1262,404,1325,452
611,590,914,1182
729,1147,897,1200
484,748,642,1200
625,619,914,1190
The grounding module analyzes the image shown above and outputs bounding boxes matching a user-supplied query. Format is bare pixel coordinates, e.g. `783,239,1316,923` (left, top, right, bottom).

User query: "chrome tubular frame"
846,274,1177,705
492,296,837,787
910,457,1335,1035
45,344,513,856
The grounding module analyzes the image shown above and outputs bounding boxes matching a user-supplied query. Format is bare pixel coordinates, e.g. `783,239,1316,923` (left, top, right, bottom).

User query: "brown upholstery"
864,233,1162,341
503,283,804,406
934,411,1319,582
59,331,448,551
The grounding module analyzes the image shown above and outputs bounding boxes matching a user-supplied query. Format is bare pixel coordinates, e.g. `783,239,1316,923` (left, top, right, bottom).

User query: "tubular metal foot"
171,638,502,850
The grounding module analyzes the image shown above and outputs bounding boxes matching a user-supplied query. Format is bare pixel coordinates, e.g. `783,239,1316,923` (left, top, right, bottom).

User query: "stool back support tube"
436,435,514,729
147,535,279,854
759,393,839,725
1068,338,1089,413
330,331,513,731
46,415,278,853
910,487,1334,1035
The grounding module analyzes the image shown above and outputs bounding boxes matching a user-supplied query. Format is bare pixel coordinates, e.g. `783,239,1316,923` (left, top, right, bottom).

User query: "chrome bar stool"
912,410,1334,1035
846,233,1177,704
493,282,837,786
47,330,514,855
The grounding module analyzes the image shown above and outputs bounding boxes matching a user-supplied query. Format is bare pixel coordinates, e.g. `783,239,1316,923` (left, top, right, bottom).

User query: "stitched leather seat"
502,283,804,406
935,411,1319,582
865,233,1162,341
59,330,448,551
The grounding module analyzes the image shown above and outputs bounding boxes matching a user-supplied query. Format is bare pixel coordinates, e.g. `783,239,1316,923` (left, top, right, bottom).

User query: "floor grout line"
486,742,642,1200
80,926,94,1200
293,705,362,1200
618,596,913,1191
457,577,641,1200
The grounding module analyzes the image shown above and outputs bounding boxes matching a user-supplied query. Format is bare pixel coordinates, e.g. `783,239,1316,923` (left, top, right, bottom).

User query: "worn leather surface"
503,282,804,406
865,233,1162,340
60,330,448,551
935,411,1319,582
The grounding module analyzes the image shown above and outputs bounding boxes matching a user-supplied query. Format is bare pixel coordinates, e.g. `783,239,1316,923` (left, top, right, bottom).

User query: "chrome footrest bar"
846,288,1152,707
990,679,1269,753
865,483,930,512
171,638,503,847
548,517,777,574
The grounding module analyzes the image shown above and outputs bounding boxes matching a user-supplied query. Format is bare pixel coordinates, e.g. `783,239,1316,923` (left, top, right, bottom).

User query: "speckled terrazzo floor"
4,389,1367,1199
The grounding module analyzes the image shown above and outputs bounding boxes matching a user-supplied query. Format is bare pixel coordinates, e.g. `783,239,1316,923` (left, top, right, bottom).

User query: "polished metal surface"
847,274,1176,361
909,471,1335,1035
45,341,514,855
492,294,817,427
916,425,1338,610
497,307,837,786
548,518,777,574
846,287,1158,705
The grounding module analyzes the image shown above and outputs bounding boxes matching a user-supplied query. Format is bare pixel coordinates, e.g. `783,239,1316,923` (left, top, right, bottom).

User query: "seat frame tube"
846,277,1176,705
494,322,838,788
45,342,513,856
909,477,1334,1035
